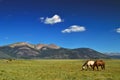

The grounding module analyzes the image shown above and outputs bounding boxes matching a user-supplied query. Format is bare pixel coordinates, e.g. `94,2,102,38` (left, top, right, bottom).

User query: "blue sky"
0,0,120,52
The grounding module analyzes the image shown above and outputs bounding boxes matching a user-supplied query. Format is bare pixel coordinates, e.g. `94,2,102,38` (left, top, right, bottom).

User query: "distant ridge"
0,42,110,59
105,53,120,59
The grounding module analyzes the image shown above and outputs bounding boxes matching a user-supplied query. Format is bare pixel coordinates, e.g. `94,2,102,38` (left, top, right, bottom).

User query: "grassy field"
0,59,119,80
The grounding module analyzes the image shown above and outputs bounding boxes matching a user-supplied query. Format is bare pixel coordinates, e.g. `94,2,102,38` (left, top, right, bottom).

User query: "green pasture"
0,59,119,80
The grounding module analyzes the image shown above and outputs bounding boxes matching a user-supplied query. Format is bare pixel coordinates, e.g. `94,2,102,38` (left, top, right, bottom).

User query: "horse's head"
82,66,86,70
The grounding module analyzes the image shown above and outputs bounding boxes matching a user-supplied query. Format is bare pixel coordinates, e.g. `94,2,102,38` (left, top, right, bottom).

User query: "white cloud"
62,25,86,33
40,17,44,22
40,14,63,24
116,28,120,33
40,17,44,20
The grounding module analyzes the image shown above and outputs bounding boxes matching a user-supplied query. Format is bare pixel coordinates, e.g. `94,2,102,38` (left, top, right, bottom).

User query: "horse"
93,60,105,70
6,58,15,63
81,60,95,70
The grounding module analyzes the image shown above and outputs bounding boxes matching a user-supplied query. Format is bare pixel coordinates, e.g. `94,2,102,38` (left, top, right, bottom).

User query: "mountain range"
0,42,111,59
105,53,120,59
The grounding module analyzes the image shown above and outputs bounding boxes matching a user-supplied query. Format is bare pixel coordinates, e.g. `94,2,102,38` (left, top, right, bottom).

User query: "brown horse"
93,60,105,70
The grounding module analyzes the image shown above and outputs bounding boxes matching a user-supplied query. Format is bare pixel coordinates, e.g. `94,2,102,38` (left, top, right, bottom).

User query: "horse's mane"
94,60,105,65
82,60,89,66
95,60,103,62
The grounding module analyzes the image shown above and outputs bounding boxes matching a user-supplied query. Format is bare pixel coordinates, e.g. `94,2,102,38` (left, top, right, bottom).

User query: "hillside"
0,51,12,59
0,42,110,59
106,53,120,59
40,48,109,59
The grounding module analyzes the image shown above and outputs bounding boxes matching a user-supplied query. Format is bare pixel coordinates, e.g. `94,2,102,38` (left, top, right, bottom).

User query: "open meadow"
0,59,120,80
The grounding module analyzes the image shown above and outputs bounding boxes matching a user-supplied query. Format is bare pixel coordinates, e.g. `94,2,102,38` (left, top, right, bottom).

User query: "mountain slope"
0,45,40,59
40,48,109,59
106,53,120,59
0,51,12,59
0,42,110,59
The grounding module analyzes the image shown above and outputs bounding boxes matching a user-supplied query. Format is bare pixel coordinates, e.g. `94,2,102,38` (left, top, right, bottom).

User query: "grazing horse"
93,60,105,70
82,60,95,70
6,58,15,63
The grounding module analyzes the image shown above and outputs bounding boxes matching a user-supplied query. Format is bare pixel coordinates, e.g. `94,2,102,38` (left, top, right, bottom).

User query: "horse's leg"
93,65,95,71
101,65,103,70
89,65,91,70
96,66,99,71
90,65,93,70
86,65,89,70
88,65,90,70
103,64,105,70
87,65,89,70
104,65,105,70
91,65,94,70
92,66,94,70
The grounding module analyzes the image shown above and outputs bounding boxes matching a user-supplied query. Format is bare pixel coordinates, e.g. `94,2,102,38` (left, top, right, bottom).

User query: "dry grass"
0,59,119,80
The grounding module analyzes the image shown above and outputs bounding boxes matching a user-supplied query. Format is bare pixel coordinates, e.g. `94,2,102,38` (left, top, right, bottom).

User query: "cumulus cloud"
62,25,86,33
116,28,120,33
40,14,63,24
